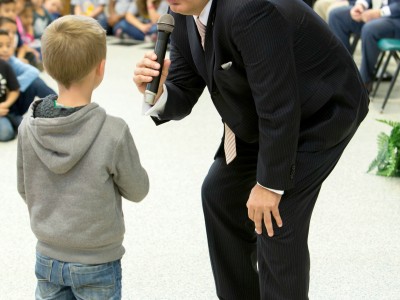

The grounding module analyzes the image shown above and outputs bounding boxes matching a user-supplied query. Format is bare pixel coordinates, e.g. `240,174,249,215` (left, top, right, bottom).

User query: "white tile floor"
0,39,399,299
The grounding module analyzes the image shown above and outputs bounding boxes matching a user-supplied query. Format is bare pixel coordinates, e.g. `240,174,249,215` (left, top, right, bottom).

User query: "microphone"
144,14,175,105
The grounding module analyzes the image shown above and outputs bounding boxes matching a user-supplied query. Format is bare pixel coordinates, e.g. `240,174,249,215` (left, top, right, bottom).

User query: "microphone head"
157,14,175,33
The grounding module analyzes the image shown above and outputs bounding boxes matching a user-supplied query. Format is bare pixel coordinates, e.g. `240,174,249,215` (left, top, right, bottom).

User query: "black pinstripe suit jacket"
157,0,369,191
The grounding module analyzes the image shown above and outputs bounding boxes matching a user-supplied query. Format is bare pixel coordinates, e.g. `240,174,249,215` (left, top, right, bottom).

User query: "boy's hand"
133,51,171,102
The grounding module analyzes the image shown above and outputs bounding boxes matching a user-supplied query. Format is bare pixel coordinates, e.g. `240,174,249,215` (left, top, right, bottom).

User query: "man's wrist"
380,6,391,17
257,182,284,195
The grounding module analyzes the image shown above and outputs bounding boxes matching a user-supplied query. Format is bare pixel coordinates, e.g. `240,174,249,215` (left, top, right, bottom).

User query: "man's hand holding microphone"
133,14,174,105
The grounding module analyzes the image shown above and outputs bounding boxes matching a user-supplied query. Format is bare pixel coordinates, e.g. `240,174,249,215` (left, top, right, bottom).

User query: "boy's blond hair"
41,15,106,89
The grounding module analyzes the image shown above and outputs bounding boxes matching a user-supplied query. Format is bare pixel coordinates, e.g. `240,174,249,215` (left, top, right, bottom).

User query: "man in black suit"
134,0,369,299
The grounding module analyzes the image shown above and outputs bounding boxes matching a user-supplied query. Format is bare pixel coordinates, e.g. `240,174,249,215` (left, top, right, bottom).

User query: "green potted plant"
368,119,400,177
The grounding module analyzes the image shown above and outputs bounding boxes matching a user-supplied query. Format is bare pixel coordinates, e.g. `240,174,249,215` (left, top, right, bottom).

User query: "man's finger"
144,51,157,60
271,208,283,228
263,211,274,237
254,211,263,234
247,207,254,221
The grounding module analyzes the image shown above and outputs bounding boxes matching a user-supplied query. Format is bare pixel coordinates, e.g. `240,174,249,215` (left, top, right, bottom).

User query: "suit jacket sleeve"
159,34,207,121
232,1,300,190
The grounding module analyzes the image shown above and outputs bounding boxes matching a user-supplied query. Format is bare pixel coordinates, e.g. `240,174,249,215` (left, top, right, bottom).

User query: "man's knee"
361,20,383,42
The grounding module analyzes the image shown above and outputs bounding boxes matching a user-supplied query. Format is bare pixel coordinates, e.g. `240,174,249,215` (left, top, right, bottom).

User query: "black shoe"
375,71,393,82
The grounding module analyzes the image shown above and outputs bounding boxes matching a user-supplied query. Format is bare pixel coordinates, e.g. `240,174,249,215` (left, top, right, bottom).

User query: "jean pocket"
35,255,59,296
35,254,53,281
71,262,120,299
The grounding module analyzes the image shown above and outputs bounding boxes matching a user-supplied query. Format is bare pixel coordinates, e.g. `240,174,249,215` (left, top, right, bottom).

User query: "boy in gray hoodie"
17,15,149,300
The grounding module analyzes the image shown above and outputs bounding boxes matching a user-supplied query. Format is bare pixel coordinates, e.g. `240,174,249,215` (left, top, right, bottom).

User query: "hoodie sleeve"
112,125,149,202
17,129,26,203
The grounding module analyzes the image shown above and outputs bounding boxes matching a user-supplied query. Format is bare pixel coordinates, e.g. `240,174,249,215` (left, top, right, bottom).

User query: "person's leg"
116,20,146,40
71,260,122,300
15,77,56,115
0,116,15,141
95,13,108,30
328,6,363,52
257,131,356,300
202,140,260,300
326,1,349,22
359,18,400,84
35,253,75,300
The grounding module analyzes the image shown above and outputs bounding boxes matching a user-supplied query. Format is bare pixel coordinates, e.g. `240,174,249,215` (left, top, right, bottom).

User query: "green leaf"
369,119,400,177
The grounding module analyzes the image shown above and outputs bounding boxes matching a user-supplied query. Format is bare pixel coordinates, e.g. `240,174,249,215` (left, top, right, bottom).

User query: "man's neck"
195,0,213,25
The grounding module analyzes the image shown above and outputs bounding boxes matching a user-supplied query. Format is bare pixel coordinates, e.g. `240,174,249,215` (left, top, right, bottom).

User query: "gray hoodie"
17,98,149,264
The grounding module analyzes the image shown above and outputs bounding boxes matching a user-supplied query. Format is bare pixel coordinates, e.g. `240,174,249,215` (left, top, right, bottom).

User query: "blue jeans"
0,116,15,141
35,253,122,300
10,77,56,116
113,19,157,40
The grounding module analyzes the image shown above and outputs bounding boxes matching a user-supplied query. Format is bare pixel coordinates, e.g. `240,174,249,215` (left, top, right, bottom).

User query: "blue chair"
371,38,400,113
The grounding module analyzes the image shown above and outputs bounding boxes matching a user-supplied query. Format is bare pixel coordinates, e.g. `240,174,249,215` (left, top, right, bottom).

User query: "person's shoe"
375,71,393,82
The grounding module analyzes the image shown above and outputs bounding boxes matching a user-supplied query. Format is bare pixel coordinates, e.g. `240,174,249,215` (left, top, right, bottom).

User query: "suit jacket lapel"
187,16,208,84
205,0,218,92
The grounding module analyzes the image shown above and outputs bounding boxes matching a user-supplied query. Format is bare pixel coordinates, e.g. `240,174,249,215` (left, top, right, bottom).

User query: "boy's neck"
56,84,93,107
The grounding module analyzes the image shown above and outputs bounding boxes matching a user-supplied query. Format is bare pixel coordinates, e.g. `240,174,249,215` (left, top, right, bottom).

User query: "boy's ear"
97,59,106,77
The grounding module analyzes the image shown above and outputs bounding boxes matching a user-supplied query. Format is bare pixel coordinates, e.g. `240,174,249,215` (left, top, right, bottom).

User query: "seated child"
72,0,108,30
32,0,52,40
43,0,62,20
18,1,39,48
0,0,40,67
17,15,149,299
113,0,168,41
0,30,19,141
0,18,55,116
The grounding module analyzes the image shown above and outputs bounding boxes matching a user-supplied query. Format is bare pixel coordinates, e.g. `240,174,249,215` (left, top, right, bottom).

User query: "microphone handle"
145,31,170,101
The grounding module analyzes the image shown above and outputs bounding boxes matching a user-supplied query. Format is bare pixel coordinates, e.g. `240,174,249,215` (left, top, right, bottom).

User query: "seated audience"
43,0,62,20
113,0,168,41
0,26,55,121
72,0,108,29
329,0,400,92
0,30,20,141
31,0,52,40
107,0,131,33
19,1,38,49
0,2,41,68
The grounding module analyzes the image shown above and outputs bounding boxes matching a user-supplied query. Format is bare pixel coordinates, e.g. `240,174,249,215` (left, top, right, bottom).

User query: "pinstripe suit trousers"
201,132,355,300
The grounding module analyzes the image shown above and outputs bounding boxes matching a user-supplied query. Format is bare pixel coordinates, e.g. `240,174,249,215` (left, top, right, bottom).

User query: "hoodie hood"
26,99,106,174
